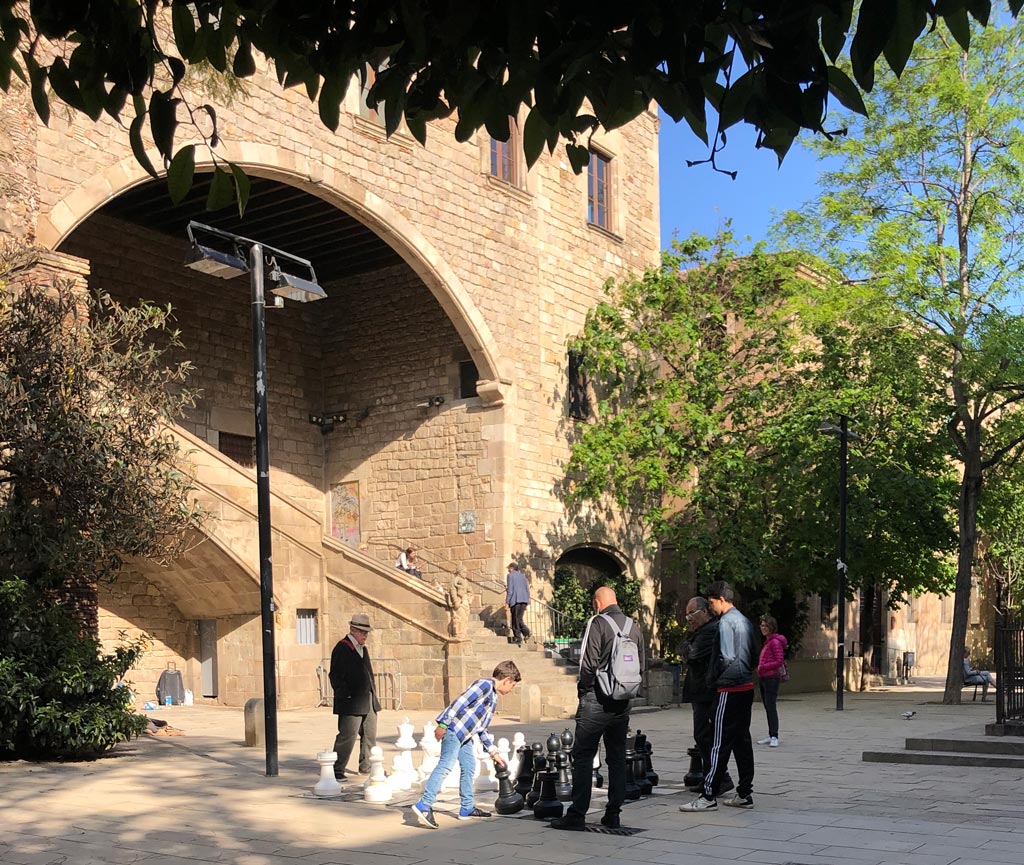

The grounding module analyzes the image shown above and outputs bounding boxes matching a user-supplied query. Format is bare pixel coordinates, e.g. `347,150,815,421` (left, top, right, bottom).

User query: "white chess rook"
313,750,343,798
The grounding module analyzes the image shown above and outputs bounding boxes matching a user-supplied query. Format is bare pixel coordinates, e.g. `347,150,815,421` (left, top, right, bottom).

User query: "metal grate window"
218,432,255,468
297,609,319,645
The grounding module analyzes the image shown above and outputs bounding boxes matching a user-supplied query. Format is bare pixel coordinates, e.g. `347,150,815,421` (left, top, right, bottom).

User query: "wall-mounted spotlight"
416,395,446,408
308,412,348,434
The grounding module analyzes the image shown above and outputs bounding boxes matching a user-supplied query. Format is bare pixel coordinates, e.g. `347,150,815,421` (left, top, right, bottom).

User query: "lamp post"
818,415,860,711
185,221,326,775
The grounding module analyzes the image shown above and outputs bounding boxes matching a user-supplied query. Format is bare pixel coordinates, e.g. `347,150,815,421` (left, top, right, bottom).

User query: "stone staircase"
863,730,1024,768
464,614,581,720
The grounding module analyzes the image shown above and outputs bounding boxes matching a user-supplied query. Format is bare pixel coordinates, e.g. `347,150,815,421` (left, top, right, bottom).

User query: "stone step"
904,736,1024,756
862,749,1024,768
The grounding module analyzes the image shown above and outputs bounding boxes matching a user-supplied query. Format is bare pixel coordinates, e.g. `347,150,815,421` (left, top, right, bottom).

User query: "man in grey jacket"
680,580,756,812
505,563,532,645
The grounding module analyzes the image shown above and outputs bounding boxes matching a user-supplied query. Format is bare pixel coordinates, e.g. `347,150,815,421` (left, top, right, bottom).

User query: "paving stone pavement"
3,678,1022,865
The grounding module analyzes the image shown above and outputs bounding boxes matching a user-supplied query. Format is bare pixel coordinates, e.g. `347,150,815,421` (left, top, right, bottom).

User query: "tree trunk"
942,448,983,704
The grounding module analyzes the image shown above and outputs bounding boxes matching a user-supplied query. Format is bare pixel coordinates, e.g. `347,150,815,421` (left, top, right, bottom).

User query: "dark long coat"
329,636,381,716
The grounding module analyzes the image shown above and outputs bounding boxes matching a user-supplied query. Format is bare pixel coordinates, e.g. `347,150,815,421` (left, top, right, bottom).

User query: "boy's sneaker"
722,794,755,809
769,737,779,747
457,807,491,820
412,803,439,829
756,737,771,745
679,796,717,812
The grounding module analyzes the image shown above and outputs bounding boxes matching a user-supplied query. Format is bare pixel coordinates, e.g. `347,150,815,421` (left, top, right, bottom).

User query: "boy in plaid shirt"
411,660,521,827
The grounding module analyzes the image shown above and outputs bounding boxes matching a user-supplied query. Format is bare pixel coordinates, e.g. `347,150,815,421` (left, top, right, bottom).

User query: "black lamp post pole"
250,243,279,776
836,413,849,712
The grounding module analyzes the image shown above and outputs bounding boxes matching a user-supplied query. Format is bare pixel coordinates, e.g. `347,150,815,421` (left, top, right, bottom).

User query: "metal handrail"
317,656,403,711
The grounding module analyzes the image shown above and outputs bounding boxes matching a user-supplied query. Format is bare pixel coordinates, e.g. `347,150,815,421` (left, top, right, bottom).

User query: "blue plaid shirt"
435,678,498,752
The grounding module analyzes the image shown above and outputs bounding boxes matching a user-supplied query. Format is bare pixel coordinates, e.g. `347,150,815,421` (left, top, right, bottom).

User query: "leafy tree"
1,1,1021,210
565,232,957,649
551,566,590,638
0,247,203,757
777,20,1024,703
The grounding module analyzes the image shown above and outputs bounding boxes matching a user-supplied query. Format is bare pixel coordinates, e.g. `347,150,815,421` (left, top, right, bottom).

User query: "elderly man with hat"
329,613,381,781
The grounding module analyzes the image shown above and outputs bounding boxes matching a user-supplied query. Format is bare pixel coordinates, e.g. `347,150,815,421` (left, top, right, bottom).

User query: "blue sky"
658,112,825,251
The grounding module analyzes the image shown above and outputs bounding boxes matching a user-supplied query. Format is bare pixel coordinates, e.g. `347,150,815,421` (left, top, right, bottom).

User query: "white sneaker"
679,796,717,812
757,737,771,745
769,737,779,747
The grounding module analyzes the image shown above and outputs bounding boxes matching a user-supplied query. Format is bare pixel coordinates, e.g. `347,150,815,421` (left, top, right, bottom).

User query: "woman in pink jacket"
756,616,788,747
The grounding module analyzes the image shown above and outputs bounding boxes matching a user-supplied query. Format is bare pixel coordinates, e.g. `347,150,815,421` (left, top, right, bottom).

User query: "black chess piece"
632,733,652,796
560,727,574,750
624,739,641,800
643,736,658,788
555,745,573,801
526,749,546,807
494,764,526,815
683,746,704,790
533,768,564,820
514,744,536,798
592,748,604,789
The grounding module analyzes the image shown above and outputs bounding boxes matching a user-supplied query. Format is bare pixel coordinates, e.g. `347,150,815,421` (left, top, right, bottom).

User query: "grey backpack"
594,614,643,700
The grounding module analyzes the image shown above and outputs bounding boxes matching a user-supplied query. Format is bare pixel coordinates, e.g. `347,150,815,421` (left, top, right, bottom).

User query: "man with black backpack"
550,585,645,831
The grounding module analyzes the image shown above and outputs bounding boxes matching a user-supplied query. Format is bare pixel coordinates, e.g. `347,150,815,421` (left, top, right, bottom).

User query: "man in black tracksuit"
550,585,645,831
680,580,756,812
681,596,732,796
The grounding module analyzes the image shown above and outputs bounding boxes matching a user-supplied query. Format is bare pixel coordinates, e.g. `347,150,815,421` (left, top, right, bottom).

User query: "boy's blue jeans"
417,728,476,811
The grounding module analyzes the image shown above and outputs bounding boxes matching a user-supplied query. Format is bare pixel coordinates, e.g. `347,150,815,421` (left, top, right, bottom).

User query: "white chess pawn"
508,732,526,779
473,738,498,792
396,716,417,749
313,750,343,798
363,746,392,803
388,753,412,791
419,728,441,781
399,749,420,788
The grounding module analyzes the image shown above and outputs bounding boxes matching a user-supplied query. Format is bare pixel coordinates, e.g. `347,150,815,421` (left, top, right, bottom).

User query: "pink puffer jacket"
757,632,788,678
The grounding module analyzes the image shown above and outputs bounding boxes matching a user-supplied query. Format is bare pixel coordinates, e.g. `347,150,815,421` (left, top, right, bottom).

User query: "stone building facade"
2,55,660,710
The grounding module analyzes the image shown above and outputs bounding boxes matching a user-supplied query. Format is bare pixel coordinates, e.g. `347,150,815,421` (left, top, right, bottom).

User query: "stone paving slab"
2,678,1021,865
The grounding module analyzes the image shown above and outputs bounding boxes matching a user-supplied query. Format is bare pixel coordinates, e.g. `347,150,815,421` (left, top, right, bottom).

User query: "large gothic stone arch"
36,142,511,403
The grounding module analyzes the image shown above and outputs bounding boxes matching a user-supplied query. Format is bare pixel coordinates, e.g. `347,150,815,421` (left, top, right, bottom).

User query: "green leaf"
318,75,343,131
166,144,196,205
522,105,549,168
46,58,83,113
566,143,590,173
148,90,179,163
129,112,159,178
850,0,898,90
229,162,251,217
206,166,234,211
24,54,49,126
941,5,972,51
826,66,867,116
171,4,196,58
233,37,256,78
882,1,927,77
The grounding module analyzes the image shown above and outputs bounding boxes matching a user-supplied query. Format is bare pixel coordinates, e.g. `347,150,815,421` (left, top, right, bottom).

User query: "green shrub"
0,578,148,760
551,567,590,637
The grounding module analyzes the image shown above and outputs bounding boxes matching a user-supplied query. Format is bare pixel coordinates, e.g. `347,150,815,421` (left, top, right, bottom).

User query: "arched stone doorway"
47,161,514,708
555,543,630,588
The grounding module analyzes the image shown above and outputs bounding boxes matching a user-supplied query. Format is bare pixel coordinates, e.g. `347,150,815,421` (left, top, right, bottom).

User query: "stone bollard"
244,698,265,747
520,684,542,723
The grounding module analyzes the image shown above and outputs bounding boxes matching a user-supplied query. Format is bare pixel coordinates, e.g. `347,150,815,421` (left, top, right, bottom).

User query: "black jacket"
681,618,719,704
577,604,646,708
330,636,381,716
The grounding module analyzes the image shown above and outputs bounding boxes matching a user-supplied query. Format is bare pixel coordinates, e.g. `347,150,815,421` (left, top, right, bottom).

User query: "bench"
962,680,989,701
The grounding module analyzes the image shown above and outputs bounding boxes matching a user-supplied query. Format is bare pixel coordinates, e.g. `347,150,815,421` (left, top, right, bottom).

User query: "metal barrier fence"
995,613,1024,724
316,657,403,710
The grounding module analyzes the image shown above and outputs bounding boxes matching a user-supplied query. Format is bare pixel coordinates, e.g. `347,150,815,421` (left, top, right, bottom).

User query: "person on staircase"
505,562,532,646
396,547,423,578
329,614,381,781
